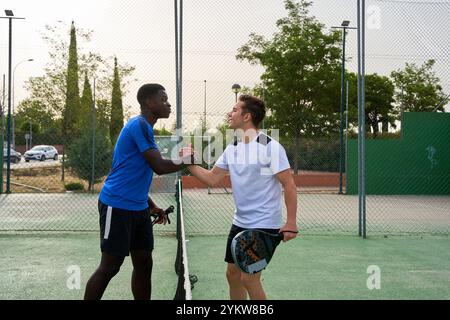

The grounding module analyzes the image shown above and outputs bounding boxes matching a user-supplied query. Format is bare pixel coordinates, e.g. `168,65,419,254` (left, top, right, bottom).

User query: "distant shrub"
65,183,84,191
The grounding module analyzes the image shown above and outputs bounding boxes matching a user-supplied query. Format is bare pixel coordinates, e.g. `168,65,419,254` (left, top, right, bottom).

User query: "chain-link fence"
1,0,449,236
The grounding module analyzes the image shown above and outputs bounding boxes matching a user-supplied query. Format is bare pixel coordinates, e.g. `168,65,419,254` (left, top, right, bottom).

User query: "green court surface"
0,233,178,300
187,235,450,300
1,233,448,300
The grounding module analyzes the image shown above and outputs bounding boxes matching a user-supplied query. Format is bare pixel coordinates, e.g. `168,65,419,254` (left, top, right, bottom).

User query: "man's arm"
148,197,157,210
188,165,228,187
142,148,193,175
276,169,298,242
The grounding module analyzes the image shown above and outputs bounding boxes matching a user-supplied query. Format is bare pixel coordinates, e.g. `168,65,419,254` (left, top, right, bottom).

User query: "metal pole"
207,135,211,195
339,29,347,194
357,0,362,237
361,0,367,239
175,0,183,179
175,0,179,133
357,0,367,239
91,78,96,192
180,0,183,126
6,18,13,193
400,85,405,129
1,14,25,193
0,74,5,194
12,67,15,149
175,0,180,168
29,122,32,150
345,80,349,194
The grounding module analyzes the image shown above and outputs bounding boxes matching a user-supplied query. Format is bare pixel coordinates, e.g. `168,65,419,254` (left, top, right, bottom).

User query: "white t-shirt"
215,132,291,229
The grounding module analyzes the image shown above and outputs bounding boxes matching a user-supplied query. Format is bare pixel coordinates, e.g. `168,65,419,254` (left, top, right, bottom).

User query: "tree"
391,59,447,114
62,21,82,181
66,129,113,191
95,99,111,134
336,72,397,137
236,0,342,174
110,57,124,145
364,74,395,136
80,73,94,130
22,21,136,136
63,21,81,139
15,100,58,134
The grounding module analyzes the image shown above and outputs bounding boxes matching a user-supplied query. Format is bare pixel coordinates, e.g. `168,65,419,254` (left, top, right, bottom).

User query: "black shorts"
98,200,154,257
224,225,280,264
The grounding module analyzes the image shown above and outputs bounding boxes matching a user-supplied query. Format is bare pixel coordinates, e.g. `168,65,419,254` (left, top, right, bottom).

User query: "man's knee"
98,255,124,278
226,264,241,283
240,273,261,289
131,251,153,273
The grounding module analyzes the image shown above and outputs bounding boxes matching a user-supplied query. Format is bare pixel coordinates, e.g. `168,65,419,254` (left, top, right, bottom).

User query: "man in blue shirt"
84,84,194,300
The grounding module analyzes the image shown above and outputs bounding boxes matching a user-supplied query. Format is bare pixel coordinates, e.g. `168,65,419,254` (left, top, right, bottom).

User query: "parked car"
24,145,59,162
2,148,22,164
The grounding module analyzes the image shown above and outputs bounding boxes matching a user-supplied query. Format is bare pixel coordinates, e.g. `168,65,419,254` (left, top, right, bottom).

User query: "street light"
331,20,357,195
12,58,34,148
232,84,241,103
1,9,25,194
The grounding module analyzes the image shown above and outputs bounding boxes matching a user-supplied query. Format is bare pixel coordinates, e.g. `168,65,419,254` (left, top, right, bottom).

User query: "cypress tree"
109,57,123,145
63,21,81,138
80,73,94,130
62,21,81,181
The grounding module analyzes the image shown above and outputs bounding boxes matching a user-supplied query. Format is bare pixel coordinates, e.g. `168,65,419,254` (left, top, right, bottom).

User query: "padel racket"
231,229,297,274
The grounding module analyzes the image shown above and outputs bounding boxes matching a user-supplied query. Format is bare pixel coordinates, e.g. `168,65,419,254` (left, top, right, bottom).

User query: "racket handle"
165,206,175,214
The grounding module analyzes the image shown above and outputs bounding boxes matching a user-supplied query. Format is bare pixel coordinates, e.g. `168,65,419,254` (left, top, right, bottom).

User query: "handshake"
177,143,198,165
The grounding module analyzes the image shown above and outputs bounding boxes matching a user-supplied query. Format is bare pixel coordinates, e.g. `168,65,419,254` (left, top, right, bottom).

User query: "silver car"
24,145,59,162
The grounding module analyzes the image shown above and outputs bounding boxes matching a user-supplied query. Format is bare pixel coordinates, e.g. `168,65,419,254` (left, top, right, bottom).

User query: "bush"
65,182,84,191
283,137,340,172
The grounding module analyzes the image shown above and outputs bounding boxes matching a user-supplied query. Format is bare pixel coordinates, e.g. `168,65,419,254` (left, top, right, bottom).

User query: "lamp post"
1,9,25,194
331,20,357,195
232,84,241,103
0,75,4,194
12,58,34,148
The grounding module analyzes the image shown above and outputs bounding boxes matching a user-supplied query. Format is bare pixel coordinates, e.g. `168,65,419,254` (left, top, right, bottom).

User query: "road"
2,157,61,170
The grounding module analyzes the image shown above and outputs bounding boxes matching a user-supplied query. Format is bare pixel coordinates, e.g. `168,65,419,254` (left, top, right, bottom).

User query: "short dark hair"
239,95,266,127
137,84,166,107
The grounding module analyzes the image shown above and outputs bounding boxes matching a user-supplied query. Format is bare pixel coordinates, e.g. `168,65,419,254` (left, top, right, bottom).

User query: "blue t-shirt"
99,116,158,211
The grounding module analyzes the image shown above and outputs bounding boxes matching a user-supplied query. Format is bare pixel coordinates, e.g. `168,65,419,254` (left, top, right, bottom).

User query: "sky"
0,0,448,131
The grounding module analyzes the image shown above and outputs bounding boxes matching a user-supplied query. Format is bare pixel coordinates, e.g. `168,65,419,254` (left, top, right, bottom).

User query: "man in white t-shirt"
187,95,298,300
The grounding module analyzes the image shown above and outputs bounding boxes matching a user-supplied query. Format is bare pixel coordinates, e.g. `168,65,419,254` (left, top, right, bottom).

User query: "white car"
25,145,59,162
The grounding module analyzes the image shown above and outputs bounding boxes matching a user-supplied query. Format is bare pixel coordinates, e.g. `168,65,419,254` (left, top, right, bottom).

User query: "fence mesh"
1,0,449,236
